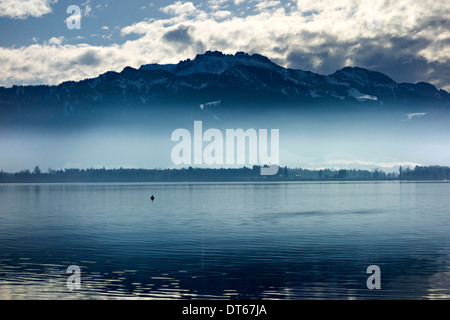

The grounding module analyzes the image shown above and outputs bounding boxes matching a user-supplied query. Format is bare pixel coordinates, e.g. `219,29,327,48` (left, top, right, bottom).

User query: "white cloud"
212,10,232,19
0,0,57,19
81,0,92,17
255,0,281,11
47,36,64,45
84,4,91,16
1,0,450,92
208,0,229,11
160,1,197,16
0,43,130,87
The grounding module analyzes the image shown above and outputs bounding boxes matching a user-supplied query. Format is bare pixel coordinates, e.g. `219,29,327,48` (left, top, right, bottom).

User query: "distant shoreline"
1,165,449,183
1,180,449,185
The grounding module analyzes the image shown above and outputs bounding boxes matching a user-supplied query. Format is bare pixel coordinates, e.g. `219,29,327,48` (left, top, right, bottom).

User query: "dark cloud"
286,39,355,75
162,25,204,53
163,26,194,44
75,51,101,67
371,58,450,91
285,32,450,92
9,65,30,73
286,51,315,69
351,36,450,89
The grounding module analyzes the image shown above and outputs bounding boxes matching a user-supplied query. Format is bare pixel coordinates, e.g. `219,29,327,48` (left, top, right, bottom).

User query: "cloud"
255,0,281,11
47,36,65,46
160,1,197,16
208,0,229,11
162,25,205,52
212,10,232,19
75,50,102,67
163,26,194,43
81,0,93,17
0,0,57,19
1,0,450,92
0,43,128,86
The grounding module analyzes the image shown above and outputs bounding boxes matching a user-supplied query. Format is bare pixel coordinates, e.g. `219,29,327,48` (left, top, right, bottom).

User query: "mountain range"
1,50,449,124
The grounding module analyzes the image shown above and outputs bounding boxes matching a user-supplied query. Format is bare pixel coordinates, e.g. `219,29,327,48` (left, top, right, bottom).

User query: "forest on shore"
1,165,449,183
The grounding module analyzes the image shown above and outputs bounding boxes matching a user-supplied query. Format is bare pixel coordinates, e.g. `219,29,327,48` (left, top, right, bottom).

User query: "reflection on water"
0,181,450,299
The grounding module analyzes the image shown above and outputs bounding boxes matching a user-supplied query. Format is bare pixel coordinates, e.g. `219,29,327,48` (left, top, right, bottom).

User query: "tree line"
1,165,449,183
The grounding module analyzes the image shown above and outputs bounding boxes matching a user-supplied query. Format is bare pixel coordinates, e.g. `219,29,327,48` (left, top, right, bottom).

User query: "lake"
0,181,449,299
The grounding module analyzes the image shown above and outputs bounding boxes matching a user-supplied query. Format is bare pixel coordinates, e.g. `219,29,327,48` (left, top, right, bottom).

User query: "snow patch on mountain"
200,100,221,110
405,112,426,120
347,88,377,101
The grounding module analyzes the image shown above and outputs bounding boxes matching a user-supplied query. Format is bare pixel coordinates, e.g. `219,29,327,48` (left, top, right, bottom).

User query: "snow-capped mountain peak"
140,51,281,76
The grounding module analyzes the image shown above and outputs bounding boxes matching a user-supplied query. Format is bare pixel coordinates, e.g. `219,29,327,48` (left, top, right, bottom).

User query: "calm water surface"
1,181,450,299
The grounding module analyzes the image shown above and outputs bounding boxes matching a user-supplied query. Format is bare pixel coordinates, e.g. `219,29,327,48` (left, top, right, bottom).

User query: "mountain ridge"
1,50,449,123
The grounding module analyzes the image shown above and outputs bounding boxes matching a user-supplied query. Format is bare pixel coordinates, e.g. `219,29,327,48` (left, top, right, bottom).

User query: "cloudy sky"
0,0,449,91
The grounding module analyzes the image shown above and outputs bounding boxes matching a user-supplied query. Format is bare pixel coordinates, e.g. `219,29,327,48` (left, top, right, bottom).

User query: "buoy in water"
151,195,155,201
